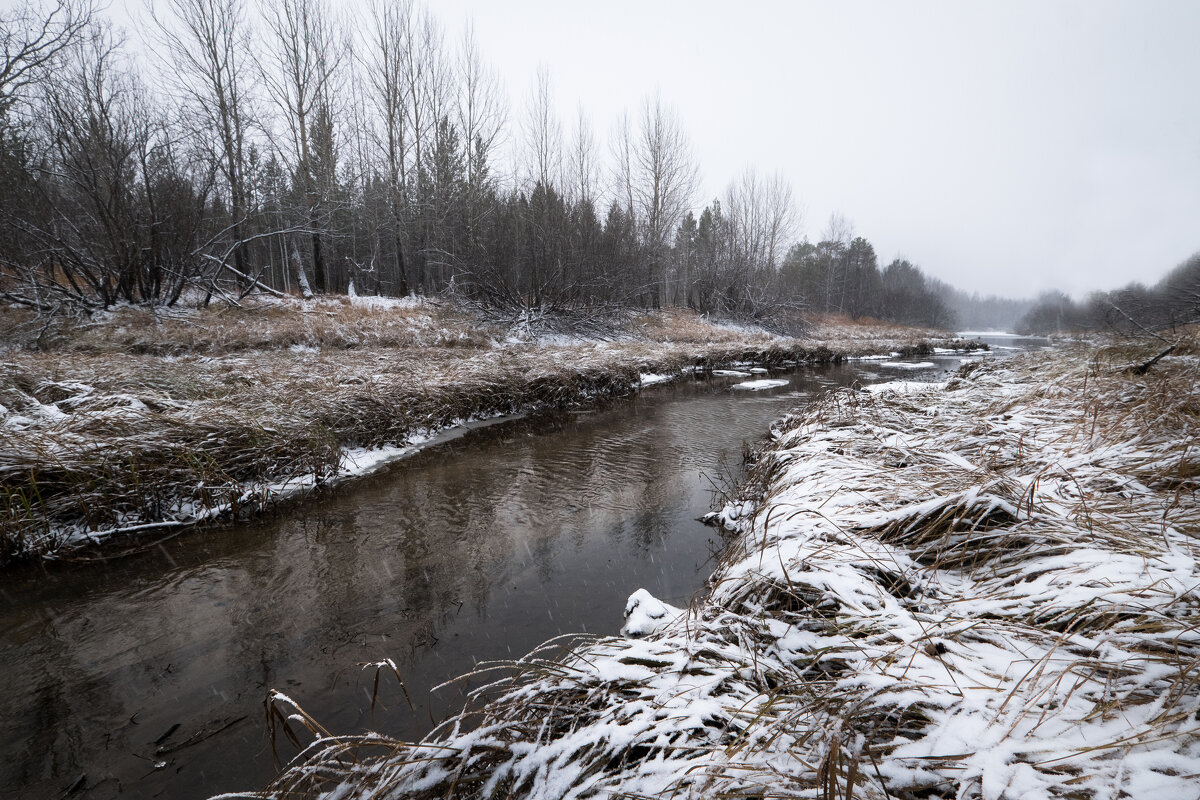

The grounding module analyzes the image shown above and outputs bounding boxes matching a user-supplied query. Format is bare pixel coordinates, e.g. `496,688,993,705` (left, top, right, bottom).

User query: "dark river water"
0,336,1041,799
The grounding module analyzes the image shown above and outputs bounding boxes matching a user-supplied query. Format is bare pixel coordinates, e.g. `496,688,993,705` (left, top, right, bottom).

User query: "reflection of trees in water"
3,603,147,796
5,374,869,800
10,651,95,791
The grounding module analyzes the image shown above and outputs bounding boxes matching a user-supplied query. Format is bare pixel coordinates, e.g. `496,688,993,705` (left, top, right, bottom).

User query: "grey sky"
430,0,1200,299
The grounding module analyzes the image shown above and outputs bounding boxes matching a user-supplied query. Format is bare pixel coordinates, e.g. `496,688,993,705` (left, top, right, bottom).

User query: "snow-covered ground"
264,343,1200,799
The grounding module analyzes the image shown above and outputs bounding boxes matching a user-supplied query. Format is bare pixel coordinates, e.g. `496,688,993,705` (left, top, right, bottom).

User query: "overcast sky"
421,0,1200,299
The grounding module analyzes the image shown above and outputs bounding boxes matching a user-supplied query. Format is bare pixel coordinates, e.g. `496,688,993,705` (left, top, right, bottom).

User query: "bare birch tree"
630,94,698,306
400,4,447,293
520,64,562,191
724,167,797,274
822,211,854,314
611,108,636,218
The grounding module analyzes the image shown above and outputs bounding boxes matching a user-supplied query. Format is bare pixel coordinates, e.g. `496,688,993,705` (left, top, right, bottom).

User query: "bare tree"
762,171,798,271
399,3,448,293
340,51,379,295
2,22,215,311
724,167,797,274
0,0,93,117
610,108,635,219
822,211,853,313
361,0,412,296
149,0,256,283
520,64,561,191
259,0,343,293
567,105,599,207
453,20,501,215
629,94,699,306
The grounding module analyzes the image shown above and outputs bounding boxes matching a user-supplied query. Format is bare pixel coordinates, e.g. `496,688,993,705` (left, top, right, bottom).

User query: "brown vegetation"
0,300,982,564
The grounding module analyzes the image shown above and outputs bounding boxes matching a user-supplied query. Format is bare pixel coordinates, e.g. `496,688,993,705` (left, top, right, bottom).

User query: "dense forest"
0,0,964,331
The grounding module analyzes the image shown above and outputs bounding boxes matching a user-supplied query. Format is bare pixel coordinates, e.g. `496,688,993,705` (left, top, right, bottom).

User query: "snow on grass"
339,443,423,476
864,381,945,395
261,341,1200,800
637,372,675,388
346,292,426,311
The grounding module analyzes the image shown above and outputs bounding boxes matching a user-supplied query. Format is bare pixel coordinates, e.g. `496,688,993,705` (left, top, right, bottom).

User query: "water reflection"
0,349,1016,800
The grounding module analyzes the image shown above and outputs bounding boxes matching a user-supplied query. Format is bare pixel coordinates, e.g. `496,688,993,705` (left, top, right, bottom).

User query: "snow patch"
731,379,789,391
347,293,426,310
638,373,674,388
878,361,936,369
863,380,945,394
621,589,684,638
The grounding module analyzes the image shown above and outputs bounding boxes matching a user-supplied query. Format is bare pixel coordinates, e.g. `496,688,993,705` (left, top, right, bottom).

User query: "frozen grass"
246,335,1200,799
0,301,980,564
0,296,499,355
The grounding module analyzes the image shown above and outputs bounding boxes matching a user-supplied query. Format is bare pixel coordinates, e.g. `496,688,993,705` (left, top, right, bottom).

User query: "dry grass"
243,333,1200,800
0,299,982,564
0,296,500,355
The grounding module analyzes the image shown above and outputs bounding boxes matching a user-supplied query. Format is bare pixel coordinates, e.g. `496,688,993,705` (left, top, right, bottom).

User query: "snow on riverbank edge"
15,372,679,559
10,330,947,563
261,341,1200,800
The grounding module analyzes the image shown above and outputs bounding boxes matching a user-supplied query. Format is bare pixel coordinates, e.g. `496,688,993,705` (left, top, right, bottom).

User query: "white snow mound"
621,589,684,638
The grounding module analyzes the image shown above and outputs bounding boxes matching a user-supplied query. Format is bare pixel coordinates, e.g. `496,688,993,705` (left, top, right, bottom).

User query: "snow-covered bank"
260,338,1200,799
0,303,984,564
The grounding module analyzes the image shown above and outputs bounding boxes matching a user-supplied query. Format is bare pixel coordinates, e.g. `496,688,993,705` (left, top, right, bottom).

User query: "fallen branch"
201,254,289,299
1123,343,1176,375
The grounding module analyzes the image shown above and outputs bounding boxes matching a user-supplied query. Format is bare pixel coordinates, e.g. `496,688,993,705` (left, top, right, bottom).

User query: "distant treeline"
1017,252,1200,336
0,0,971,331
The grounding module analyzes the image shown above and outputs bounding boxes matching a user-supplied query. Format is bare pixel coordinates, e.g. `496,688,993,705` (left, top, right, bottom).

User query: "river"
0,337,1042,799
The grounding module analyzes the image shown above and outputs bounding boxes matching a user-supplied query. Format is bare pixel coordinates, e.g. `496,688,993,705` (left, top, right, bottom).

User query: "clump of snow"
621,589,684,638
877,360,936,369
637,372,673,388
731,378,789,390
340,444,419,476
711,369,751,377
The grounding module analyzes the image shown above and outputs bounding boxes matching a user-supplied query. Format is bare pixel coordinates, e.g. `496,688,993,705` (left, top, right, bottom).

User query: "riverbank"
258,334,1200,799
0,298,981,565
